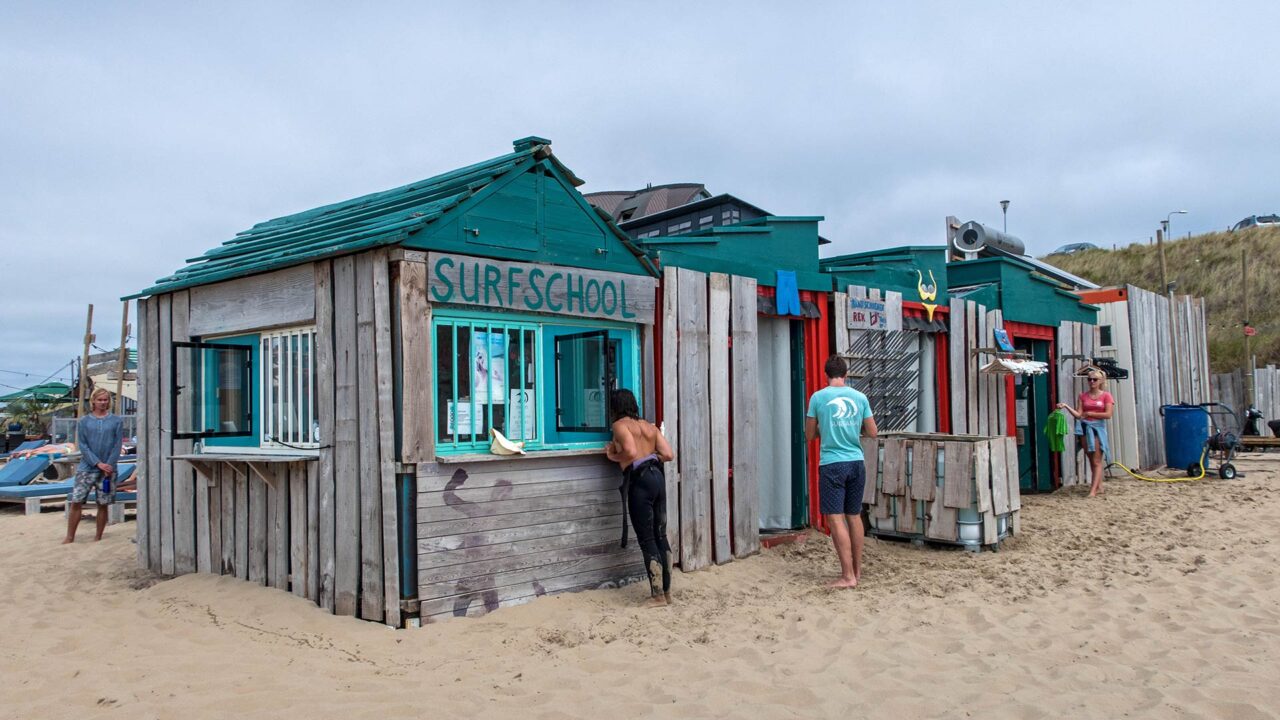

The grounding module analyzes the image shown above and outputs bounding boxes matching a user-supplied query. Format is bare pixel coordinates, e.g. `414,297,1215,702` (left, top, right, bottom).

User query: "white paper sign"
508,389,537,440
1015,399,1029,427
446,400,479,437
584,389,606,428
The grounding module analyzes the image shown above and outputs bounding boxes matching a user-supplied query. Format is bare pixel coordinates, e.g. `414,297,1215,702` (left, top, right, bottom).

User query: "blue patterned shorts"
69,470,114,505
819,461,866,516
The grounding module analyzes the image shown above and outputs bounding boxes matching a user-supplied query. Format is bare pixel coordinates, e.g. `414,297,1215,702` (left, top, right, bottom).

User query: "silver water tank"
954,221,1025,256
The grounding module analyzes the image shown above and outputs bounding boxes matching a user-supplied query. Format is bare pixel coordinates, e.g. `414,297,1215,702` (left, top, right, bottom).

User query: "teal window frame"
430,309,641,455
194,333,261,448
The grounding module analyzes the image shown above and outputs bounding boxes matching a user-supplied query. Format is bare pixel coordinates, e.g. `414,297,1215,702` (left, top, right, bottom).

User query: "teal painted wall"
642,218,830,291
947,257,1097,326
821,247,949,305
408,163,651,276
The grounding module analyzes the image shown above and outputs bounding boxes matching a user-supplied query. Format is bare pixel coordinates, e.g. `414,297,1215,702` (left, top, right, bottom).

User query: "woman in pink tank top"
1056,368,1114,497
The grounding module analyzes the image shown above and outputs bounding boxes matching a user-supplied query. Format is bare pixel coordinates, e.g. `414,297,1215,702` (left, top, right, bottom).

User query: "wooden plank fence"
1124,286,1213,468
662,269,761,570
943,298,1010,443
1212,365,1280,429
1056,320,1098,485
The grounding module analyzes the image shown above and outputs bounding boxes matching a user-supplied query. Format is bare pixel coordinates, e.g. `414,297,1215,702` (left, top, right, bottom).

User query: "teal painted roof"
130,136,615,298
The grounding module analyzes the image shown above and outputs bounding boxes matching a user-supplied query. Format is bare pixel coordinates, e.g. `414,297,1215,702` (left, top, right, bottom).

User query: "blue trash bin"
1161,404,1209,471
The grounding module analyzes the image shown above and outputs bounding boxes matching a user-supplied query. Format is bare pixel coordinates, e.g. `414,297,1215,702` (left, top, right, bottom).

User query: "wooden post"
1156,229,1183,403
77,304,94,419
708,273,731,565
1243,246,1253,405
115,301,130,415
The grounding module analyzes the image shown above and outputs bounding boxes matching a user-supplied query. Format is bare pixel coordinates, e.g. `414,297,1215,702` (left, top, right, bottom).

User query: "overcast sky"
2,1,1278,385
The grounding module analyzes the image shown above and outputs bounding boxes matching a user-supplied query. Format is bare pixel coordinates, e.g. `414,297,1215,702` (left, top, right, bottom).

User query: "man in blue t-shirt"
805,355,877,589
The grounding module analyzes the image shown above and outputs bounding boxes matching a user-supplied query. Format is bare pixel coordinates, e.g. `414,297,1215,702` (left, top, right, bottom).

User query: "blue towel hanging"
775,270,802,316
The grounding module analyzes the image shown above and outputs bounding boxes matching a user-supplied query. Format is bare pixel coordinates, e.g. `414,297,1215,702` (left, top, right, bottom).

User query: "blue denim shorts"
819,461,866,516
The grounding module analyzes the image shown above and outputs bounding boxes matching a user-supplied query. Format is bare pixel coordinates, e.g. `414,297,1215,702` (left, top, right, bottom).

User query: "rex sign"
848,297,888,331
426,253,657,324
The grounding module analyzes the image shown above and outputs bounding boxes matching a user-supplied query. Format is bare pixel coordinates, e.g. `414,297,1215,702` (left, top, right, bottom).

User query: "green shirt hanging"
1044,409,1070,452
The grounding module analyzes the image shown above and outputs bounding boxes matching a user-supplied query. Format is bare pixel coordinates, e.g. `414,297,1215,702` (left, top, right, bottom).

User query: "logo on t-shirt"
826,396,860,421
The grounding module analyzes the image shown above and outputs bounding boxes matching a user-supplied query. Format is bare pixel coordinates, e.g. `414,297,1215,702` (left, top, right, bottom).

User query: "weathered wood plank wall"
676,268,712,570
315,259,337,611
1212,366,1280,427
660,266,681,558
662,269,761,569
136,251,403,627
1123,286,1213,468
864,434,1019,547
414,455,641,621
730,275,761,558
708,273,732,564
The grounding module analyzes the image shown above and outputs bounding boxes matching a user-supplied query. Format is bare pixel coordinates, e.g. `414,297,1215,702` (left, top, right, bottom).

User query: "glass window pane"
210,346,251,434
440,324,480,442
556,332,608,432
506,328,536,442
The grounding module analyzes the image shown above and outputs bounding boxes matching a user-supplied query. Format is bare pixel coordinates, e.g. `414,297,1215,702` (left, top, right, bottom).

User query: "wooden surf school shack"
128,137,672,626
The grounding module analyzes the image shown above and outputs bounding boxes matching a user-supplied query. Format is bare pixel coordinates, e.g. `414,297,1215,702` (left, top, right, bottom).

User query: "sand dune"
3,456,1279,719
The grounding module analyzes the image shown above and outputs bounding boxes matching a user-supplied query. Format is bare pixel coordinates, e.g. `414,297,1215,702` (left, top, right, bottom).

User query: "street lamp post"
1000,200,1010,233
1161,210,1188,402
1166,209,1187,242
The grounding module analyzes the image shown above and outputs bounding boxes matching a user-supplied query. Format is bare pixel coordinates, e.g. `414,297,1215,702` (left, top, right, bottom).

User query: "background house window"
1100,325,1113,347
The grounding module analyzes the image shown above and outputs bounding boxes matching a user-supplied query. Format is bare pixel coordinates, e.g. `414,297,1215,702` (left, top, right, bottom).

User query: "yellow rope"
1106,447,1209,483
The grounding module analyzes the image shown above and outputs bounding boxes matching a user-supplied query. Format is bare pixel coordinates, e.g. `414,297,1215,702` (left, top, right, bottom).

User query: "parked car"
1231,214,1280,231
1049,242,1099,255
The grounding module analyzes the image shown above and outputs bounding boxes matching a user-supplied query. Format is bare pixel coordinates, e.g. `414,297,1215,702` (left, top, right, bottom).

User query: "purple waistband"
631,453,660,470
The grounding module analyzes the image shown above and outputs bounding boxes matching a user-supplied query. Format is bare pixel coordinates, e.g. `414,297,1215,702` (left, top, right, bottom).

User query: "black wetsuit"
622,456,671,596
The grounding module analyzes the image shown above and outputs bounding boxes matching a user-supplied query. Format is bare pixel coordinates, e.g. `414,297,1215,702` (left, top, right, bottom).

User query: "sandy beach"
2,457,1278,720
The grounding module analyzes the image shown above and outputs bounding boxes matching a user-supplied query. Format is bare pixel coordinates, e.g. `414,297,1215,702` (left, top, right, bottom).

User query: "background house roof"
584,183,710,222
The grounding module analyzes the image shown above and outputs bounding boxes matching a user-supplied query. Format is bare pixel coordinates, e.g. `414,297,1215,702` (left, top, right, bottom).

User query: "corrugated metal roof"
130,140,554,299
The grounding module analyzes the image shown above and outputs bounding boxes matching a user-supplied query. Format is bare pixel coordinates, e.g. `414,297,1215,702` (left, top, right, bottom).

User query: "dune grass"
1043,226,1280,372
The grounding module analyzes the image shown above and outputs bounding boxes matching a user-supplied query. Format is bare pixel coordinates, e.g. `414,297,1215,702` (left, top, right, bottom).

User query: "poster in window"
509,389,537,439
583,388,606,428
471,332,507,404
446,400,479,438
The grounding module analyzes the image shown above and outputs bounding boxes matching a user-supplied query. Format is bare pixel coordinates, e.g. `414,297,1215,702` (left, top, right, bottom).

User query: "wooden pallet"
1240,437,1280,450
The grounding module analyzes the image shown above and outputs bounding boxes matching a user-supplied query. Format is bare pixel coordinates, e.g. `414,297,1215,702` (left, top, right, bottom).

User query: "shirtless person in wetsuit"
605,389,676,607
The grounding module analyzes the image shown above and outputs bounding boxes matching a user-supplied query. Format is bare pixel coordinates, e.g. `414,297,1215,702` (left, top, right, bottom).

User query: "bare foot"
61,538,74,545
663,592,674,606
642,595,668,608
827,577,858,589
